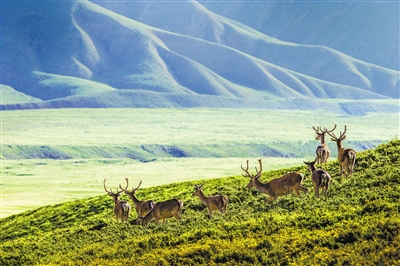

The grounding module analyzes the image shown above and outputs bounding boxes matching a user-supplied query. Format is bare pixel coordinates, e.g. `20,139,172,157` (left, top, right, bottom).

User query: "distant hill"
1,1,399,112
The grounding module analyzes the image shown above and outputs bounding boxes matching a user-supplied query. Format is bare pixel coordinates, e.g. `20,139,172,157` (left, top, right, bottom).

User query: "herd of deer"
103,125,356,227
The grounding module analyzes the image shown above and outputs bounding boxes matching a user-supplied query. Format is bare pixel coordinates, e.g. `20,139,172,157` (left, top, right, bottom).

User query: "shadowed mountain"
1,0,399,112
198,1,400,71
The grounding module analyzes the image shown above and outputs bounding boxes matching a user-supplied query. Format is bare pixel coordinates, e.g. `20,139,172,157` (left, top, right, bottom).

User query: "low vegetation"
1,140,399,265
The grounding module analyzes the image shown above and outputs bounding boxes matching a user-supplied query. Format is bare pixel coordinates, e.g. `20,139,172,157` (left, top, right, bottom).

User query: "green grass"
0,140,399,265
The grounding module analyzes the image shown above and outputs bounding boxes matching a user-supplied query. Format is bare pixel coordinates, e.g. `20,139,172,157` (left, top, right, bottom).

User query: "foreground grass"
0,140,399,265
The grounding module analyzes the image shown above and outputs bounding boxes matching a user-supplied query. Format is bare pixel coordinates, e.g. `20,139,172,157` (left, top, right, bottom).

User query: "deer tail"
348,150,356,162
122,202,130,216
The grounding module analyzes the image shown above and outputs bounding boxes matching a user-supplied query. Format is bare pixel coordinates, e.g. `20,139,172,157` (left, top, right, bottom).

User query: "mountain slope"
0,140,399,265
1,0,399,111
199,1,400,71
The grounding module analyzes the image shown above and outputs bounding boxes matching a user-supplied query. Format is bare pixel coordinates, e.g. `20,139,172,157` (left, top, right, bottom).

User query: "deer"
241,159,308,202
303,158,331,198
119,178,155,220
103,179,131,222
312,124,337,165
139,198,183,227
192,184,228,217
326,125,357,178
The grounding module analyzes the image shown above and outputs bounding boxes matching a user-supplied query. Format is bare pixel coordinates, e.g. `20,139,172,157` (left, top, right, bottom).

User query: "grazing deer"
192,184,228,217
312,124,337,165
326,125,357,178
103,179,131,222
241,159,308,201
139,199,183,227
119,178,155,219
303,158,331,198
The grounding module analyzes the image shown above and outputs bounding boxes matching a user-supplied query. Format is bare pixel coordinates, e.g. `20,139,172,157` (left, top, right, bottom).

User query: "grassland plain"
1,108,399,217
0,140,399,265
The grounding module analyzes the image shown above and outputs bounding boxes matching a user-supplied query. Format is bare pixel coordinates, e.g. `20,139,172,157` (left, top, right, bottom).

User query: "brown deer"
241,159,308,201
139,199,183,227
326,125,357,178
119,178,155,219
192,184,228,217
303,158,331,198
312,124,337,165
103,179,131,222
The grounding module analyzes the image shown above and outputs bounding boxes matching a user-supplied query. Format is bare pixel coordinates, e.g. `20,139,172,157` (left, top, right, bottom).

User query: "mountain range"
1,0,399,113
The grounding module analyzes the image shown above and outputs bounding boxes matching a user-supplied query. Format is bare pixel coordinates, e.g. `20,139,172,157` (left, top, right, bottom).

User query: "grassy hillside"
0,85,41,104
1,140,399,265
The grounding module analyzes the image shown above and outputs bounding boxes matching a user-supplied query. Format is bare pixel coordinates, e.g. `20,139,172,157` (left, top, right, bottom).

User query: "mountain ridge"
1,0,399,112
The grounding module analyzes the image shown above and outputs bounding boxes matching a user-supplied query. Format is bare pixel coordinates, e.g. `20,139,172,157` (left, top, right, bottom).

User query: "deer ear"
342,135,347,140
330,137,336,141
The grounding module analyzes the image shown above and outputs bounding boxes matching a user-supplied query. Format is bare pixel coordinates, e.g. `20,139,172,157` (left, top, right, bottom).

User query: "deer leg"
267,192,278,202
313,183,319,198
347,163,352,176
300,185,308,194
324,184,329,197
173,212,181,221
339,164,344,178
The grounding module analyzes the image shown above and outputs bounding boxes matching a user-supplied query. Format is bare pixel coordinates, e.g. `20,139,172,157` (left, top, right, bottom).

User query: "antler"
119,178,130,192
255,159,263,178
340,125,347,138
241,159,262,178
326,125,346,140
312,126,323,134
241,160,252,177
194,184,204,190
135,181,143,191
324,124,337,133
103,179,113,193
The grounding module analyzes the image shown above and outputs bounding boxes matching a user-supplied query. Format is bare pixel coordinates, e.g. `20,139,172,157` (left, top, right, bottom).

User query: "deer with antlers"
192,184,228,217
119,178,155,219
139,198,183,227
241,159,308,201
326,125,357,178
303,158,331,198
312,125,337,165
103,179,131,222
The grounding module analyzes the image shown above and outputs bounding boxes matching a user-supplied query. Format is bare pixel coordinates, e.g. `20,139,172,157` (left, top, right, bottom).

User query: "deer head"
326,125,347,148
192,184,204,197
119,178,142,198
313,124,336,142
241,159,263,188
303,158,317,173
103,179,123,203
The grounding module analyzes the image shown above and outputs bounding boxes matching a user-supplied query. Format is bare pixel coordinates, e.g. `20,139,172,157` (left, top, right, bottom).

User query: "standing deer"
119,178,155,219
241,159,308,201
103,179,131,222
192,184,228,217
139,198,183,227
326,125,357,178
303,158,331,198
312,125,337,165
